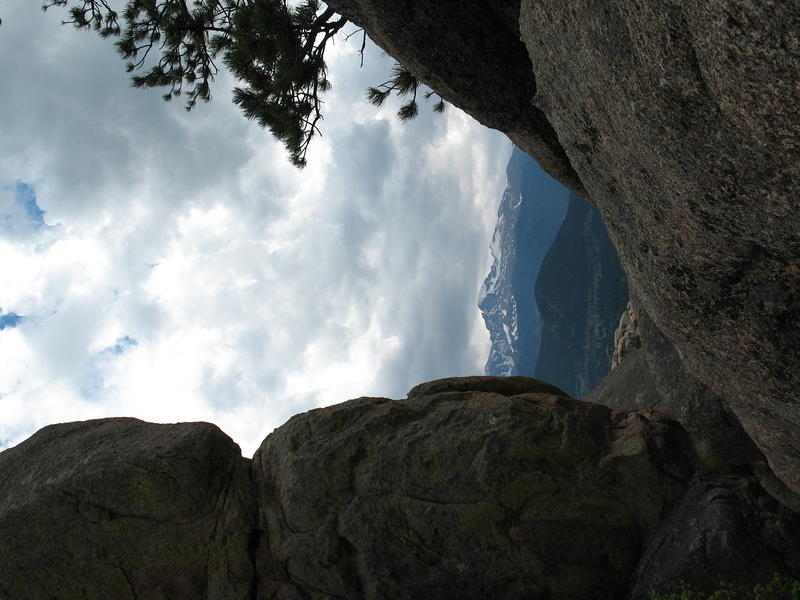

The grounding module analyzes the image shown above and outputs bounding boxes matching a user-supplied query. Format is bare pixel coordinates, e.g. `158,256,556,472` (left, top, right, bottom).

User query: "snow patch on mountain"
479,186,522,376
479,147,572,377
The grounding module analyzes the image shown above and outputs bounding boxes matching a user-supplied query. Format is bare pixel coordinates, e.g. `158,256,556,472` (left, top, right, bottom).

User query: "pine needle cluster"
42,0,443,167
367,63,445,122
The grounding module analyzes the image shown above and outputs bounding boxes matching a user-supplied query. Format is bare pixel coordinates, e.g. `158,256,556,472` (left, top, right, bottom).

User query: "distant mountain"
479,147,571,375
480,148,628,397
533,193,629,397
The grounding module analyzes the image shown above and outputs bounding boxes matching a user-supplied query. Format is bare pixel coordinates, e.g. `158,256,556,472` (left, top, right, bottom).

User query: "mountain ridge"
480,149,627,398
479,147,569,376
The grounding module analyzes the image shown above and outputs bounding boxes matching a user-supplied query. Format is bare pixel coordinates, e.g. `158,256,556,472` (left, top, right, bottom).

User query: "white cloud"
0,5,511,455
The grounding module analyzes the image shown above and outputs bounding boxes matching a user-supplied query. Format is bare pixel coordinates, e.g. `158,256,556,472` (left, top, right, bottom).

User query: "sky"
0,1,512,456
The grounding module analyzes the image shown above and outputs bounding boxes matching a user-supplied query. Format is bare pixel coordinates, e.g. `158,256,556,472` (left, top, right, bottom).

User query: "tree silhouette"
367,63,445,123
42,0,445,167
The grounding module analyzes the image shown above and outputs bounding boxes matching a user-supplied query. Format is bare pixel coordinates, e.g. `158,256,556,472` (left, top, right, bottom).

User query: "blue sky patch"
106,335,138,356
1,181,50,237
79,336,139,400
16,182,46,227
0,312,24,331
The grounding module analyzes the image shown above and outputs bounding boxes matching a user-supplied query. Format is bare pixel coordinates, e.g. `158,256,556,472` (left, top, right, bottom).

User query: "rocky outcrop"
628,474,800,598
252,387,692,600
585,299,800,596
322,0,584,196
587,295,764,473
0,418,255,599
611,302,640,370
324,0,800,496
2,379,799,599
518,0,800,494
583,345,662,413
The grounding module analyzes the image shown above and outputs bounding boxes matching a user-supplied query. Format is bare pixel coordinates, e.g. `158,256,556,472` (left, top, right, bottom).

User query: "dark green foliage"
41,0,444,167
42,0,345,167
43,0,236,109
224,2,345,166
367,63,445,123
649,574,800,600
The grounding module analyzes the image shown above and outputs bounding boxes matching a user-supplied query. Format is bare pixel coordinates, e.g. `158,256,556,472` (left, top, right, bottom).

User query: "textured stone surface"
0,418,255,599
251,389,692,600
628,474,800,599
408,375,566,398
519,0,800,493
588,296,763,473
631,295,764,471
323,0,585,196
583,346,662,413
611,301,640,369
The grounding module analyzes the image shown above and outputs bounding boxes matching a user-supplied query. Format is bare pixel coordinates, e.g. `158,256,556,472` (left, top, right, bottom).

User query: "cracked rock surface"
251,389,691,600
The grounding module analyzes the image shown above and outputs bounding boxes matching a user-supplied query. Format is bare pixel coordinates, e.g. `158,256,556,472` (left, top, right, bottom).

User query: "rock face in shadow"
628,474,800,599
518,0,800,494
583,345,661,414
251,388,691,600
586,296,763,473
1,379,799,598
0,418,256,600
586,303,800,597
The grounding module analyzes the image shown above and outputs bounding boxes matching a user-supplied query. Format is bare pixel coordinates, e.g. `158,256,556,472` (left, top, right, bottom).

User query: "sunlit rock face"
610,302,640,370
329,0,800,495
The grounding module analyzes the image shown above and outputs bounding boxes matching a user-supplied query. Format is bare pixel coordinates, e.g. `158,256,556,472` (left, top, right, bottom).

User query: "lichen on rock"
1,379,798,598
0,418,256,599
251,383,693,599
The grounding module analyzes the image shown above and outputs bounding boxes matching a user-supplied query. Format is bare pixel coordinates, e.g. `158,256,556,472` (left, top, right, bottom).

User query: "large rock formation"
326,0,800,496
2,380,798,598
323,0,584,196
628,473,800,598
252,384,687,600
519,0,800,495
3,1,800,597
0,418,255,599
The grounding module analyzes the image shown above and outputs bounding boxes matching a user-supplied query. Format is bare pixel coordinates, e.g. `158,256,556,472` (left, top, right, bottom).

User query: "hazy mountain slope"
533,193,629,397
